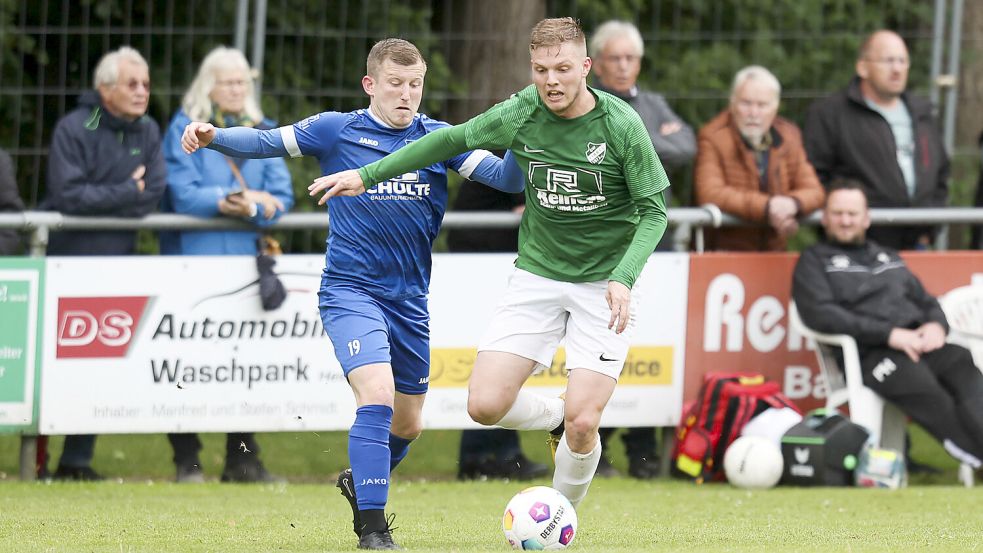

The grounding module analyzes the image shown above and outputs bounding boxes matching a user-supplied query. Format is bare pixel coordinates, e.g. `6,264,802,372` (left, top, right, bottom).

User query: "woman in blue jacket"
162,46,294,483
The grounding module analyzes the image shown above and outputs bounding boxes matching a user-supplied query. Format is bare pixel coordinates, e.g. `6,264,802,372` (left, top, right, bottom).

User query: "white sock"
495,390,564,431
552,433,601,508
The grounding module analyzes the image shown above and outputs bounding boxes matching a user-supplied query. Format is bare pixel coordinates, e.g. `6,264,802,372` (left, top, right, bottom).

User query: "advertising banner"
684,252,983,412
426,253,689,429
0,258,44,432
40,253,688,433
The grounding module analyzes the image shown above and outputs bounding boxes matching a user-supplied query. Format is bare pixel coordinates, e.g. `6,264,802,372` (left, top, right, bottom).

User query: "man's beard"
739,127,765,148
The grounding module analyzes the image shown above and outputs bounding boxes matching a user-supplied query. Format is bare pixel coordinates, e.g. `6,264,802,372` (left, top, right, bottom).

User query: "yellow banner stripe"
428,346,673,388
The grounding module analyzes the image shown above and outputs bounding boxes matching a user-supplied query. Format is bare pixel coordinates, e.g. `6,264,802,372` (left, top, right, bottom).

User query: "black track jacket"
792,239,948,347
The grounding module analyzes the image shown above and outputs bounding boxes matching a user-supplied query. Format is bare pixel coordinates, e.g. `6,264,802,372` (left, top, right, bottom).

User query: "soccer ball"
502,486,578,550
723,435,784,489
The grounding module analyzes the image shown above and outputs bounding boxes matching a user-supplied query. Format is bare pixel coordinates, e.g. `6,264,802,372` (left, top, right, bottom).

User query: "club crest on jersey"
586,142,607,164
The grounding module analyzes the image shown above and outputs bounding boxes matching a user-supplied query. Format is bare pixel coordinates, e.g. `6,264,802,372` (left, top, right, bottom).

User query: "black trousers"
458,429,521,462
167,432,261,467
599,427,658,461
860,343,983,463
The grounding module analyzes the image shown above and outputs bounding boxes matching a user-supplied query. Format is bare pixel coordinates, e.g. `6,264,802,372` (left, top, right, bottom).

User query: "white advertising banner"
39,253,687,434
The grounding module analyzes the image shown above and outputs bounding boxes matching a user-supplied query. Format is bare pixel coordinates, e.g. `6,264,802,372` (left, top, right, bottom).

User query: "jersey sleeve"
462,86,537,150
450,149,524,194
358,125,470,186
280,111,348,158
357,88,536,187
208,126,289,158
609,109,671,289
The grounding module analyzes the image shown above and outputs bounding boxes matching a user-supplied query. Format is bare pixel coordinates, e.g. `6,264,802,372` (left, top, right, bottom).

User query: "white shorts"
478,268,636,380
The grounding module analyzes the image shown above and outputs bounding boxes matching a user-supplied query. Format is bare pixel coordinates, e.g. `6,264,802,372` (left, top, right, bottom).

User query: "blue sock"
389,434,414,471
349,404,393,511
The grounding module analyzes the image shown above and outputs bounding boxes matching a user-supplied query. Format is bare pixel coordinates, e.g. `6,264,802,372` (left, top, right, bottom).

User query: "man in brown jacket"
695,65,824,251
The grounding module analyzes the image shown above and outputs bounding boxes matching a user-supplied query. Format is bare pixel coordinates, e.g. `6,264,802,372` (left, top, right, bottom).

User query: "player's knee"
565,412,600,440
467,394,505,426
391,419,423,440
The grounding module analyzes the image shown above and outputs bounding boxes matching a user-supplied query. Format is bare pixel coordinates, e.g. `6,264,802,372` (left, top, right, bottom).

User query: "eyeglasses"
601,54,640,64
216,79,249,88
865,56,910,67
119,79,150,91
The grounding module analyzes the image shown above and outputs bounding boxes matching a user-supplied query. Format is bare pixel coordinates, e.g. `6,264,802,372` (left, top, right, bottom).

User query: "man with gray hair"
589,19,695,480
590,20,695,173
695,65,824,251
39,45,166,480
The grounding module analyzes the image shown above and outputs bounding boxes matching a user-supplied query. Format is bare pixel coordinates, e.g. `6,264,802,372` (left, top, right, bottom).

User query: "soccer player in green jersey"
310,17,669,508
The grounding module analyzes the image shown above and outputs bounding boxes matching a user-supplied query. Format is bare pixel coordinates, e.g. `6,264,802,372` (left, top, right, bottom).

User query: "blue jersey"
208,108,521,300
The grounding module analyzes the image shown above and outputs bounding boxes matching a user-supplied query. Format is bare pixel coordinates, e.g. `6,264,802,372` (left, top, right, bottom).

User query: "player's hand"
182,122,216,153
606,280,632,334
308,170,366,205
916,321,947,353
888,327,923,362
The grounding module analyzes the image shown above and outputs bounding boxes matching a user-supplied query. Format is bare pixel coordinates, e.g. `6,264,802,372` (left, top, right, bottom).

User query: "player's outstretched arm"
308,170,366,204
182,122,216,153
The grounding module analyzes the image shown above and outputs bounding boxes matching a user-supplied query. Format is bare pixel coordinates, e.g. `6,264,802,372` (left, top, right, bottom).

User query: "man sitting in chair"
792,179,983,470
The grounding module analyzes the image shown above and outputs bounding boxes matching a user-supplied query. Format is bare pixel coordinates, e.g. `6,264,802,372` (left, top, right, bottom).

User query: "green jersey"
359,85,669,288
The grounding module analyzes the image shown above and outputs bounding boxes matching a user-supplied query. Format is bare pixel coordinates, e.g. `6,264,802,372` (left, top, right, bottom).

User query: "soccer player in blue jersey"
182,39,521,550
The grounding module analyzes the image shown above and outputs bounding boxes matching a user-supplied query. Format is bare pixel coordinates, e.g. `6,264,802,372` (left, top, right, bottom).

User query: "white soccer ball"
723,435,784,489
502,486,578,550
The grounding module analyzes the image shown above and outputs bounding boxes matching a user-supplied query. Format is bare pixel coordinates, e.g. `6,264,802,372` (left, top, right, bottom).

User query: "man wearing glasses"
804,30,948,251
38,46,166,480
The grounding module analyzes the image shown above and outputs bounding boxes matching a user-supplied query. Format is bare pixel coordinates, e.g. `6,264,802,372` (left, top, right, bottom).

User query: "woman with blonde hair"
161,46,294,483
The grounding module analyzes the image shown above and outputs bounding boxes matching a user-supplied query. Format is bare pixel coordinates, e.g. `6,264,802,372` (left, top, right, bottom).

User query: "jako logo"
56,296,151,358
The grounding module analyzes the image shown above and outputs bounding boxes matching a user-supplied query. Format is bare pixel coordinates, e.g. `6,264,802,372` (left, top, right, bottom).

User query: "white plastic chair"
938,285,983,369
788,302,906,451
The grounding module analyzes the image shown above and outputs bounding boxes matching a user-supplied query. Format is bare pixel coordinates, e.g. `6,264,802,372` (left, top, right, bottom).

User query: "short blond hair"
366,39,425,77
529,17,585,52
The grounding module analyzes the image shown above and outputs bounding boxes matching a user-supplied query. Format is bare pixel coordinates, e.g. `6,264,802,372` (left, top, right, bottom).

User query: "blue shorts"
319,284,430,395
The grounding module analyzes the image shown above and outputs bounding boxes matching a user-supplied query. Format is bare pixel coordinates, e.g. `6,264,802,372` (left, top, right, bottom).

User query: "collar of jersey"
366,106,418,130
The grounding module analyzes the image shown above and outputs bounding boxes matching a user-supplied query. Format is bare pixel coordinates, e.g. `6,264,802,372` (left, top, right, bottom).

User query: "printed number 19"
348,340,361,356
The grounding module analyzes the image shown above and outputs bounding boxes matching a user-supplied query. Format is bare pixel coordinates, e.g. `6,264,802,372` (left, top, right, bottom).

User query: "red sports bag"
672,372,801,483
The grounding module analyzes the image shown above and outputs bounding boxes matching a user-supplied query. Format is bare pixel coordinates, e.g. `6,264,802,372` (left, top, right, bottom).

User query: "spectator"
695,65,825,251
161,46,293,483
804,30,948,251
0,149,25,255
792,181,983,471
38,46,167,481
447,177,548,482
589,19,697,478
971,131,983,249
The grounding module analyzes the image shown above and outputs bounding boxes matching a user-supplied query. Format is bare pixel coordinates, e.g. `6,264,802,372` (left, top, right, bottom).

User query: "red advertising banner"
684,251,983,412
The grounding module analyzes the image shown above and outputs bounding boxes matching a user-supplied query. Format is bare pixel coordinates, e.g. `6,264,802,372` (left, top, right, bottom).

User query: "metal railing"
3,207,983,256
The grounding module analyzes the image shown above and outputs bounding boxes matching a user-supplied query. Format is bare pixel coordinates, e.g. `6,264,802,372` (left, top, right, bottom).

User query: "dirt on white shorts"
477,268,636,380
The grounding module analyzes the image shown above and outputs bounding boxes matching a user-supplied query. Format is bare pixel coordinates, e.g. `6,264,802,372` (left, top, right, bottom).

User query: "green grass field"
1,427,981,552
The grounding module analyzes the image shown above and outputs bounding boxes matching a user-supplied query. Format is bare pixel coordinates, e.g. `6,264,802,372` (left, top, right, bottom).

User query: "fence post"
19,223,49,481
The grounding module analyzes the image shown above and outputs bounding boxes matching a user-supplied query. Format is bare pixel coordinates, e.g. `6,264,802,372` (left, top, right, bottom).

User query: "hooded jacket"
792,238,948,348
40,90,166,255
803,77,949,250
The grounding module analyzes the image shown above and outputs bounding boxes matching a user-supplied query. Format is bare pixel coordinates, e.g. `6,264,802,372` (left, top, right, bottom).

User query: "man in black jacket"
793,181,983,469
0,149,25,255
804,30,948,251
39,46,166,480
